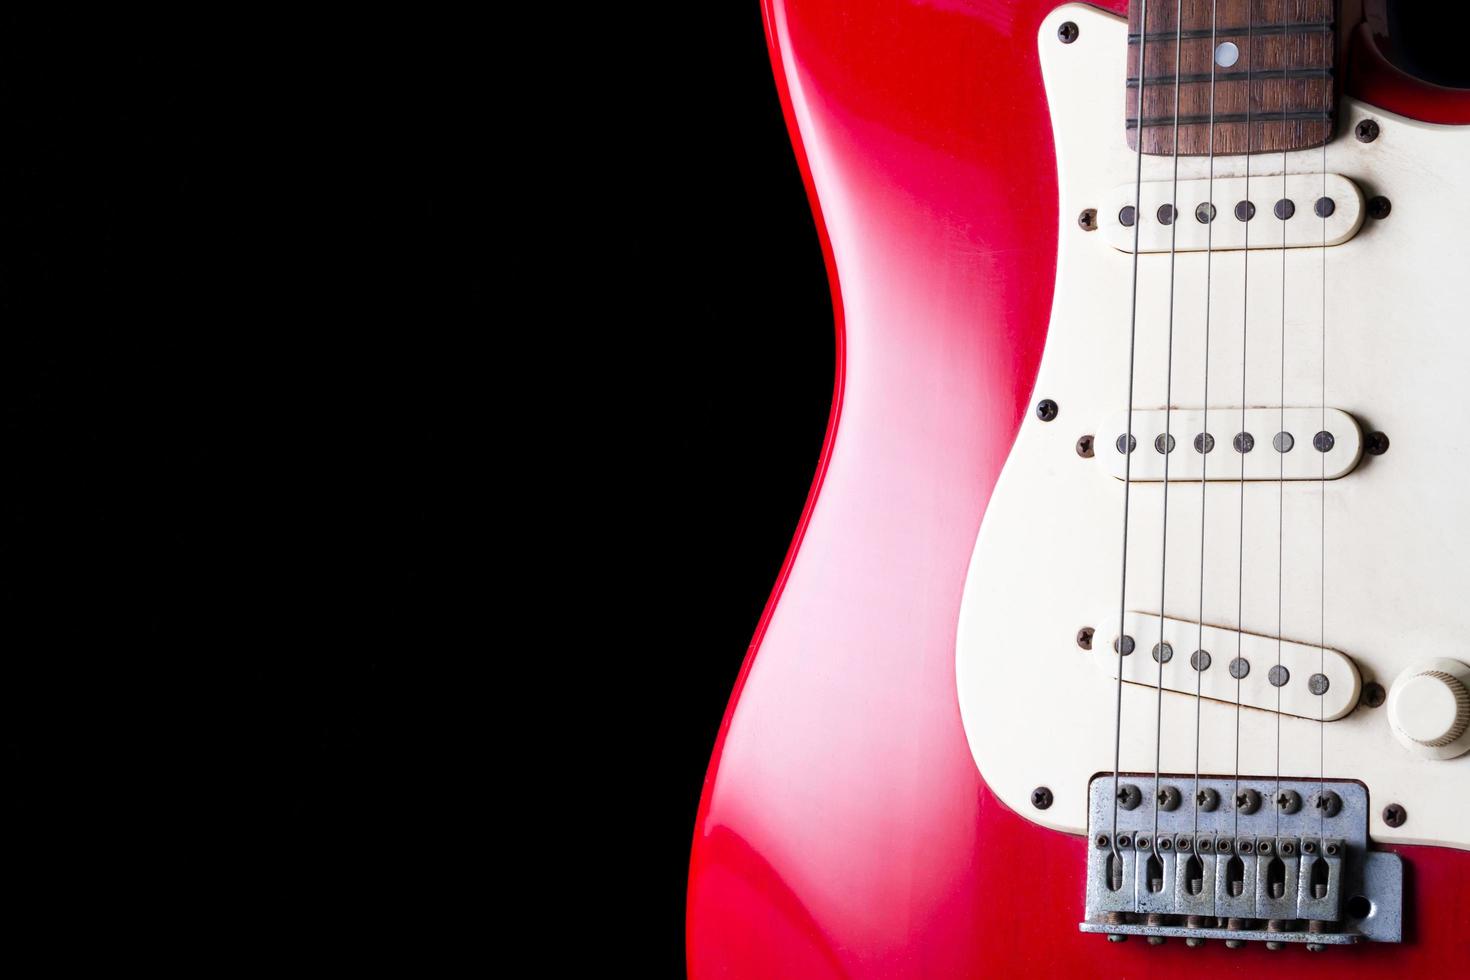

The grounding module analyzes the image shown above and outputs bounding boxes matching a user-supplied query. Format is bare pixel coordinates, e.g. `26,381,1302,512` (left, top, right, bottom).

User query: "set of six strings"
1109,0,1333,892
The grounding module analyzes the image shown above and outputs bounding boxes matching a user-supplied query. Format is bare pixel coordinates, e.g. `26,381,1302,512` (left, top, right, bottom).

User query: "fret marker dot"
1215,41,1240,68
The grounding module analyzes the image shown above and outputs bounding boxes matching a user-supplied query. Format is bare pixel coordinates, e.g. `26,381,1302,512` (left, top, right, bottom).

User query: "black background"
1,9,480,952
0,3,827,968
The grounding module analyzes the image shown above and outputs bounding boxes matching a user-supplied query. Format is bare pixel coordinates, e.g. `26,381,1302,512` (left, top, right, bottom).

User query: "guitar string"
1318,31,1330,842
1110,0,1150,875
1150,0,1185,884
1191,0,1220,846
1231,0,1254,848
1274,0,1290,847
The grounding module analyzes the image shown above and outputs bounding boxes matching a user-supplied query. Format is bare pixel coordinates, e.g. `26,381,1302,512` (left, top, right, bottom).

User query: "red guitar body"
687,0,1470,975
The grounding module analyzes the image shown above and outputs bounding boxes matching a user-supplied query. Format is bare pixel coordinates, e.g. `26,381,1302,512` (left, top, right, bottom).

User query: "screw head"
1036,399,1059,422
1368,196,1392,220
1356,119,1380,142
1365,431,1390,455
1078,208,1097,231
1076,434,1095,458
1058,21,1079,43
1077,627,1095,650
1361,681,1387,708
1383,803,1407,828
1031,786,1053,810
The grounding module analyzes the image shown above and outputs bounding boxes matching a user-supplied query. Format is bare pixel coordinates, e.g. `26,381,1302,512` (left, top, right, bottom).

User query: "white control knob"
1387,658,1470,760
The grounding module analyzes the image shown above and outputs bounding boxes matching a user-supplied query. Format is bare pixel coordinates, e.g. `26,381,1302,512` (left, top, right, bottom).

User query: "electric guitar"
688,0,1470,974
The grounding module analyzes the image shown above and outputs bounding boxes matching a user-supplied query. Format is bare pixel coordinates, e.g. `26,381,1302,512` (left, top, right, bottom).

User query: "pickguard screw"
1368,196,1392,220
1383,803,1407,828
1078,208,1097,231
1361,682,1386,708
1365,431,1390,455
1197,788,1220,812
1077,434,1095,458
1031,786,1054,810
1077,627,1095,650
1356,119,1380,142
1036,399,1059,422
1058,21,1079,43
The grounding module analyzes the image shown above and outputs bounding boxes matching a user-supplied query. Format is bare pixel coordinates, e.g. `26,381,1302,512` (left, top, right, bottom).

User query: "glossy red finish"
688,2,1470,975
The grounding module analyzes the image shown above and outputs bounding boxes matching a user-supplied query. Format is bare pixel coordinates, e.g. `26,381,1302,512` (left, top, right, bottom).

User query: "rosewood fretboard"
1127,0,1336,156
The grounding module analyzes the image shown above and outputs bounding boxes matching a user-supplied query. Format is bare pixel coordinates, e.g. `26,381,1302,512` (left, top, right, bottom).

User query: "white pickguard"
956,4,1470,850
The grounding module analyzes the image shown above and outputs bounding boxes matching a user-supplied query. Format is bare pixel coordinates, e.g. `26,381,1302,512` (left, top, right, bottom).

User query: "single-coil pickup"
1101,173,1364,253
1100,408,1362,482
1092,612,1360,721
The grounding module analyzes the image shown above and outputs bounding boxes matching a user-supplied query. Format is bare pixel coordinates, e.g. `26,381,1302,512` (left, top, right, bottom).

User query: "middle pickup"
1094,612,1361,721
1099,408,1363,482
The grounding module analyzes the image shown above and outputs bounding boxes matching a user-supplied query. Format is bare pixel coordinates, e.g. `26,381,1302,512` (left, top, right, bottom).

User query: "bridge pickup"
1081,775,1403,947
1094,612,1360,721
1100,408,1362,482
1101,174,1364,253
